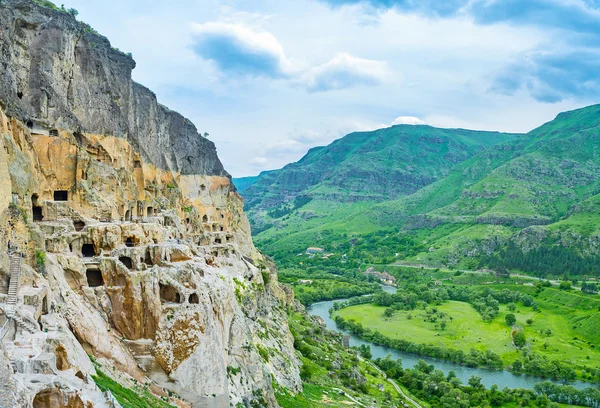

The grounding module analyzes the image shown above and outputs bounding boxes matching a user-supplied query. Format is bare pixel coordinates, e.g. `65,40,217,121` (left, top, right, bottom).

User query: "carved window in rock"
73,220,85,231
134,160,142,168
81,244,95,257
202,215,208,223
119,256,133,269
189,293,199,304
159,283,181,303
49,129,59,137
33,205,43,222
125,237,135,248
53,190,68,201
86,268,104,287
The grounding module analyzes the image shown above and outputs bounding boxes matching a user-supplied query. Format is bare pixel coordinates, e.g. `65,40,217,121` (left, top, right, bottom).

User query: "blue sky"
65,0,599,176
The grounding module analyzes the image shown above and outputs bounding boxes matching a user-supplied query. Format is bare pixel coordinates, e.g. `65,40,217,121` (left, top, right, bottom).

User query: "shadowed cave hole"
189,293,199,304
159,283,181,303
33,206,43,221
202,215,208,223
119,256,133,269
86,269,104,287
81,244,95,257
73,220,85,231
49,129,58,137
53,190,68,201
125,237,134,247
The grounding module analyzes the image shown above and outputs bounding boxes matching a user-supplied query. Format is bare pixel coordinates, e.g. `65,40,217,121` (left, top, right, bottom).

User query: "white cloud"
250,156,269,167
391,116,425,125
302,52,392,92
190,23,391,92
190,22,295,77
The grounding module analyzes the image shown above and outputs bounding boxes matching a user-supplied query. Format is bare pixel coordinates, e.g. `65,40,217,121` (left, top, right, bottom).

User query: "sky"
64,0,600,177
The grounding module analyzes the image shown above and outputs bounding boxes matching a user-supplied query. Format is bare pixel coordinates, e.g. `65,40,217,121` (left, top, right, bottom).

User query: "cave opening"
144,250,153,266
189,293,199,304
214,238,222,244
159,283,181,303
147,206,153,217
33,206,43,221
134,160,142,168
53,190,68,201
49,129,59,137
119,256,133,269
81,244,95,257
202,215,208,223
86,269,104,287
124,210,131,221
73,220,85,231
125,237,134,247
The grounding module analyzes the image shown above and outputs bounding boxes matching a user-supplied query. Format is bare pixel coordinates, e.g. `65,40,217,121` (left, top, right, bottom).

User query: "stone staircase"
5,253,21,318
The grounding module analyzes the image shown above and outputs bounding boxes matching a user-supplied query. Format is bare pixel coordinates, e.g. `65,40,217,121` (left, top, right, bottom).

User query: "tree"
383,308,394,318
505,313,516,326
67,8,78,16
526,318,533,325
468,375,483,390
508,303,516,312
559,281,572,290
440,320,447,330
513,330,526,348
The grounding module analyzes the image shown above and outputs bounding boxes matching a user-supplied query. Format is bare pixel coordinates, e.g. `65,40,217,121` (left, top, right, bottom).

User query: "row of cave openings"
123,204,158,221
31,193,71,222
159,283,199,305
26,120,58,137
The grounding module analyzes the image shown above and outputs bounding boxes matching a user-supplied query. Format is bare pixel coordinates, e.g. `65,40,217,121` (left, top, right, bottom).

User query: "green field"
334,295,600,370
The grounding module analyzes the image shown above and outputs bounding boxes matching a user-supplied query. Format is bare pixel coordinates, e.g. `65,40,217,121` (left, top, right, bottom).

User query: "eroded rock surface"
0,1,301,407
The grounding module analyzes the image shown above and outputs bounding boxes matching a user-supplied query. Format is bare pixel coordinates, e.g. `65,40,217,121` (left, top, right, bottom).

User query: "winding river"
307,285,591,391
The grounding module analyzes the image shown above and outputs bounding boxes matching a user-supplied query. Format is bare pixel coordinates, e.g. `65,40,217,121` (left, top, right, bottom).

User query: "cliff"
0,0,226,177
0,1,300,407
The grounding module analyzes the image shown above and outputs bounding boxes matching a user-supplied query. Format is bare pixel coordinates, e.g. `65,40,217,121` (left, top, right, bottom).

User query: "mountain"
240,104,600,277
241,125,519,244
232,175,261,192
0,1,300,406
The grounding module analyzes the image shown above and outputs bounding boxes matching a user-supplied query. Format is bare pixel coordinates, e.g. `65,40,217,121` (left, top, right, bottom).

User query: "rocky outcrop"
0,0,227,177
0,1,300,407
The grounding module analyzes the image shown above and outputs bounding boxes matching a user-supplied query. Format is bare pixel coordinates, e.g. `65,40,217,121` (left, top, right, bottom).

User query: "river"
306,285,591,391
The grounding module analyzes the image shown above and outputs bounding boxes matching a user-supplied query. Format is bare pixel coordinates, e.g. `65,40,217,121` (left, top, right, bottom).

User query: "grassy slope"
257,104,600,268
334,286,600,370
245,125,519,252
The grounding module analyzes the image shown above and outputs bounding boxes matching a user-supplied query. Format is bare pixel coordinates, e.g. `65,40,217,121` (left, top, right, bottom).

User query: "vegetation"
330,269,600,383
376,356,600,407
92,368,175,408
277,311,413,407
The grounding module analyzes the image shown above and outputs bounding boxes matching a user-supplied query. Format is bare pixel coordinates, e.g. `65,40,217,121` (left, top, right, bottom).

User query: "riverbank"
307,293,592,391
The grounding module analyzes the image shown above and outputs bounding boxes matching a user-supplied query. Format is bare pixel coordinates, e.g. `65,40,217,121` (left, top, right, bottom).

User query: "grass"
334,293,600,370
92,368,174,408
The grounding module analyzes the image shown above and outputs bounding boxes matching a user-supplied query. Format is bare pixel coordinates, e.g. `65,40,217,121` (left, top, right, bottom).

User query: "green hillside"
241,104,600,278
242,124,519,241
232,175,260,192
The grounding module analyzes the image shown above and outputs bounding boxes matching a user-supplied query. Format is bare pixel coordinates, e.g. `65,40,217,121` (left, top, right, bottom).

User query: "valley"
235,104,600,407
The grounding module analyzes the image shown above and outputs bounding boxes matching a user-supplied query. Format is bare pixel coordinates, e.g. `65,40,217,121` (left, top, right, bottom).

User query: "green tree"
505,313,516,326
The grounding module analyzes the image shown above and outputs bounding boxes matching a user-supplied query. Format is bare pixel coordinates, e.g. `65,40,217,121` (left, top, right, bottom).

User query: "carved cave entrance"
73,220,85,232
159,283,181,303
189,293,199,304
53,190,68,201
119,256,133,269
86,269,104,287
81,244,95,258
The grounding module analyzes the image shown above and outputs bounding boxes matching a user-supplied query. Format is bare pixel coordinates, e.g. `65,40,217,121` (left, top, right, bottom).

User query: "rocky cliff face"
0,0,226,177
0,1,300,407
